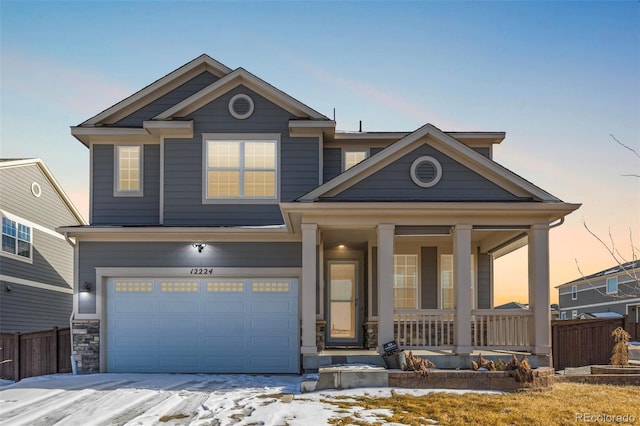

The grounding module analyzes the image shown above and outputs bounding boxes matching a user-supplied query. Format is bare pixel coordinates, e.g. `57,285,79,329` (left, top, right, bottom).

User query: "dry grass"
323,383,640,426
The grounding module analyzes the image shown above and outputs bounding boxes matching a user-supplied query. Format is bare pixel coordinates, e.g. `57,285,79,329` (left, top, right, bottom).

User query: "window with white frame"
571,285,577,300
561,311,567,320
571,310,577,319
343,149,367,171
1,216,32,259
393,254,418,309
115,145,142,195
440,254,475,309
606,276,618,295
205,139,277,200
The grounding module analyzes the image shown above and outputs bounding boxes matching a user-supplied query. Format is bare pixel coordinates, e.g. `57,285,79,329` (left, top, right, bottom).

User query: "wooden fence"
0,327,71,381
552,317,640,371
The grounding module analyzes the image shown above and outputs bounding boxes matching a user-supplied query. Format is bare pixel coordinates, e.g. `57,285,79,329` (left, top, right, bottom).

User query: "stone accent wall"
72,320,100,373
315,320,326,352
364,320,378,349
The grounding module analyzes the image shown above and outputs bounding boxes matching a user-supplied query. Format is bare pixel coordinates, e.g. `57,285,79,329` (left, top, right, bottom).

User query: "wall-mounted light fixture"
5,284,12,293
81,282,92,293
192,243,207,253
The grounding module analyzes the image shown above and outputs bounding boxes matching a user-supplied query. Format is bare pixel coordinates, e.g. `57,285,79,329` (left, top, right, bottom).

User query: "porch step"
316,365,388,390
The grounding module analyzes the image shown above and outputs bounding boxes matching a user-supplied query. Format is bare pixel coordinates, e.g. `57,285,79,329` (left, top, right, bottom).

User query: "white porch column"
454,224,473,355
301,223,318,354
528,223,551,355
377,223,395,351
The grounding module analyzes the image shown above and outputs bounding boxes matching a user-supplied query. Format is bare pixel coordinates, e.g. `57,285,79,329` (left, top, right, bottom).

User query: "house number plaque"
189,268,215,275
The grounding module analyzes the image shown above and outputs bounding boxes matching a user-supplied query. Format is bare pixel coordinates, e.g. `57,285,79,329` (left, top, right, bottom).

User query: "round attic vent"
410,156,442,188
228,94,254,120
31,182,42,197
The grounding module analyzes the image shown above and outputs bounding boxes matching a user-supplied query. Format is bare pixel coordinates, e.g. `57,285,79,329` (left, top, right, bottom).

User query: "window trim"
606,276,618,295
202,133,281,204
342,148,369,172
571,310,578,319
560,311,567,320
571,285,577,300
1,215,33,263
114,144,144,197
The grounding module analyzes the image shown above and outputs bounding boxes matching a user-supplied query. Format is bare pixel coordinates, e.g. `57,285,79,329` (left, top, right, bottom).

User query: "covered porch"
284,203,578,370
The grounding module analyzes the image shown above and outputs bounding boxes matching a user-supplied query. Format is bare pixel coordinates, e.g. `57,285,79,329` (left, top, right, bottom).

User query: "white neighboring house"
556,260,640,321
0,159,86,332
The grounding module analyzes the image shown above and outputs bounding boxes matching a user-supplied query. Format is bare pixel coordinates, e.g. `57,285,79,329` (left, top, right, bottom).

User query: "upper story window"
394,254,418,309
606,276,618,295
1,216,32,260
115,145,143,196
343,149,368,171
204,136,278,201
571,285,577,300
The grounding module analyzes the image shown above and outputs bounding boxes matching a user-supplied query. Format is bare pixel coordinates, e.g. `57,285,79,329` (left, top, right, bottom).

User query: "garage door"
106,278,299,373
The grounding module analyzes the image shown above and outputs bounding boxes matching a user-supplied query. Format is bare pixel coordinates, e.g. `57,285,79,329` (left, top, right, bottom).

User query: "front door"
326,261,361,347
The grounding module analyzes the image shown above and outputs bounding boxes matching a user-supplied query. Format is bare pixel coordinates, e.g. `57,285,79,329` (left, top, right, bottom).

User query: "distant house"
59,54,580,374
556,260,640,320
494,301,529,310
0,159,86,332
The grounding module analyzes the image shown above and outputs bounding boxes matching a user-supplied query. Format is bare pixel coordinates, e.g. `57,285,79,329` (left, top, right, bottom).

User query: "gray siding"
77,241,302,314
371,247,378,317
558,276,638,316
323,148,342,183
0,165,78,288
329,144,524,201
91,144,160,225
421,247,438,309
477,252,491,309
114,72,220,127
163,85,319,226
0,282,72,332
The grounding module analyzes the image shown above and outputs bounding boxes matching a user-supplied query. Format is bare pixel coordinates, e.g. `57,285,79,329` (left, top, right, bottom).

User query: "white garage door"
106,278,299,373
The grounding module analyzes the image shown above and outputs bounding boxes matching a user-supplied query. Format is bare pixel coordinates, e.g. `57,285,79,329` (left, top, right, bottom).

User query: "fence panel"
0,328,71,381
552,317,638,371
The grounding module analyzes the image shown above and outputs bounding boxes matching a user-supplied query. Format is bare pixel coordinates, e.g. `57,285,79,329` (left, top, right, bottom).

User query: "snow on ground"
0,373,501,425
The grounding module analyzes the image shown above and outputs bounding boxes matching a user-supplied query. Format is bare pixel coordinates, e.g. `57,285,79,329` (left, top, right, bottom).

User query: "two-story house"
557,260,640,320
0,158,86,332
60,54,580,374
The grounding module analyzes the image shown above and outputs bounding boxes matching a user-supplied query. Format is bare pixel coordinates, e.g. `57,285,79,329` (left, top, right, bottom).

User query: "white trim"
410,155,442,188
571,310,577,319
30,182,42,197
159,137,165,225
89,143,94,223
561,297,640,311
0,209,64,240
342,148,369,172
558,278,636,295
606,276,619,295
0,274,73,294
228,93,254,119
113,144,144,197
571,285,577,300
201,133,280,204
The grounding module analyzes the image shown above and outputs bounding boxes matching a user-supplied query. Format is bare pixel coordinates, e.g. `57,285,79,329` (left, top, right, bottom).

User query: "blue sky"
1,1,638,303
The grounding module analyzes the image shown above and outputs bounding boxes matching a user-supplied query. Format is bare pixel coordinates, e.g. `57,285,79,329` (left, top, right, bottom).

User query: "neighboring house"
557,260,640,320
0,159,86,332
494,302,529,310
59,54,580,374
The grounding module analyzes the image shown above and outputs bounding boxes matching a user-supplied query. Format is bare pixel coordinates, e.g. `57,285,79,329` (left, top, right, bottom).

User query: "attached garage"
106,277,299,373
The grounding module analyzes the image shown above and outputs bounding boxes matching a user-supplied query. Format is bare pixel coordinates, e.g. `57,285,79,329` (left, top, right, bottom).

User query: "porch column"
528,223,551,355
301,223,318,354
377,223,395,351
454,224,472,355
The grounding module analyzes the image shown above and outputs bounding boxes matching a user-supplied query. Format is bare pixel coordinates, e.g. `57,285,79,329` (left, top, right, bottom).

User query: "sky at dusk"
1,1,638,305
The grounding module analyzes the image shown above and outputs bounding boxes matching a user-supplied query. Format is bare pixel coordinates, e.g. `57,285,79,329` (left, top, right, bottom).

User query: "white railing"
471,309,532,350
393,309,456,349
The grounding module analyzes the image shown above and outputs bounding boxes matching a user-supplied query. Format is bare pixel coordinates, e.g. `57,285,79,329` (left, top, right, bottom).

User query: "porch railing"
393,309,455,349
471,309,532,350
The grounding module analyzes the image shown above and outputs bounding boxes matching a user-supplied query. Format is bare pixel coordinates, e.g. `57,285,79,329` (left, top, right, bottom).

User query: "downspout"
64,232,78,375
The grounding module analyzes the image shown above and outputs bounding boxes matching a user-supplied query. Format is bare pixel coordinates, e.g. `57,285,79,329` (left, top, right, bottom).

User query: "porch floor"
303,348,550,372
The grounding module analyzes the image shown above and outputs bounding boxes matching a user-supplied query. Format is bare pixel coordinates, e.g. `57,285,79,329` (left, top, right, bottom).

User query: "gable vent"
410,156,442,188
229,94,254,120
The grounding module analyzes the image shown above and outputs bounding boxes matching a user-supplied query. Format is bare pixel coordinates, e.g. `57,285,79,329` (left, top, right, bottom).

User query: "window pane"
244,171,275,198
2,235,16,254
244,142,275,169
208,171,240,197
208,141,240,168
17,240,30,257
345,151,367,170
2,217,16,237
117,146,141,192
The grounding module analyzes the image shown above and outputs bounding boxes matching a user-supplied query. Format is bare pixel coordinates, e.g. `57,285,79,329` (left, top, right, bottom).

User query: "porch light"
81,282,92,293
192,243,207,253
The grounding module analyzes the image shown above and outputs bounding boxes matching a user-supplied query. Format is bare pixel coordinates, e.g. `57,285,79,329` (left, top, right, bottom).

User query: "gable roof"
556,259,640,288
153,67,329,120
0,158,87,225
81,55,233,126
299,123,560,202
